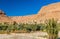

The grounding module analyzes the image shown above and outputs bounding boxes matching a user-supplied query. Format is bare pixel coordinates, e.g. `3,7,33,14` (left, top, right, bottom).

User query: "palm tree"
46,18,58,39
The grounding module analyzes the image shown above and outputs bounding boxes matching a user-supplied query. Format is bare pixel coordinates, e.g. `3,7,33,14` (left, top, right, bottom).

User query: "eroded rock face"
0,10,13,24
37,2,60,23
10,14,38,24
1,2,60,24
11,2,60,23
0,10,6,16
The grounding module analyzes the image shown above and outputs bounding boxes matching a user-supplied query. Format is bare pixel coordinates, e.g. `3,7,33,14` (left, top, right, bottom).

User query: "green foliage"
0,18,59,36
45,18,58,39
0,22,46,33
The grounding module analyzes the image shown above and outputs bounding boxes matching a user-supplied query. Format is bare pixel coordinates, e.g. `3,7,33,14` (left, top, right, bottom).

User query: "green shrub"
46,18,58,39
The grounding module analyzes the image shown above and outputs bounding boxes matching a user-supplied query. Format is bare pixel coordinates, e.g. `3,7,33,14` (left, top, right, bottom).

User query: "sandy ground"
0,31,48,39
1,31,60,39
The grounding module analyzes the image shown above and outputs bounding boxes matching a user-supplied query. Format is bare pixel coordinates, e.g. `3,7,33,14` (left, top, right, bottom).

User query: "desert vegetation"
45,19,58,39
0,22,46,33
0,18,59,39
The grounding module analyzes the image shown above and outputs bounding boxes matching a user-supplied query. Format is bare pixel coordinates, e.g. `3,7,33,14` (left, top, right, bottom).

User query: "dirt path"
0,32,48,39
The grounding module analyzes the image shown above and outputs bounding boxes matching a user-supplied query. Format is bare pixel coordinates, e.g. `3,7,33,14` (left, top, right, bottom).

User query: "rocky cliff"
0,10,13,24
1,2,60,24
11,2,60,24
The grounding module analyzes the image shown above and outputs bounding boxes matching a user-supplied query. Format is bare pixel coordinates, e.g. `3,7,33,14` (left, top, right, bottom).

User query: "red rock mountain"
0,10,13,24
1,2,60,24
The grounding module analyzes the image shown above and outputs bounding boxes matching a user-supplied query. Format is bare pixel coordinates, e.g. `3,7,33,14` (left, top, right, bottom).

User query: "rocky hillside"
0,10,13,24
11,2,60,23
10,14,38,24
37,2,60,23
1,2,60,24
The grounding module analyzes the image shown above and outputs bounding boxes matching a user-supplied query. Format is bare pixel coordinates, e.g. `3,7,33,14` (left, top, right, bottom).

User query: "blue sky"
0,0,60,16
